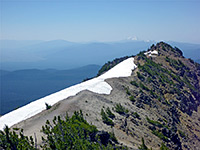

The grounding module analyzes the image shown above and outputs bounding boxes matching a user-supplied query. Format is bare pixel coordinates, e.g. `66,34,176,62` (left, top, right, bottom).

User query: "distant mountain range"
1,40,199,70
0,65,100,115
1,42,199,149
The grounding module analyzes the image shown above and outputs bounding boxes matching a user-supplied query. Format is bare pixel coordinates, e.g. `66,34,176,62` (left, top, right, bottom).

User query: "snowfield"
0,57,137,130
144,50,158,57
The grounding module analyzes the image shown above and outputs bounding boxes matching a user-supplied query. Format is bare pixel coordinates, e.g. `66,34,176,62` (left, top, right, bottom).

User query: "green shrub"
1,111,126,149
106,107,115,119
147,77,153,83
114,103,129,115
150,90,156,97
146,117,163,127
109,132,118,144
45,103,52,110
130,81,139,87
126,88,131,95
139,82,150,91
158,96,162,101
178,130,186,138
0,126,36,149
137,72,145,81
160,143,169,150
152,130,168,141
129,96,135,102
41,110,125,149
101,109,114,126
132,112,140,119
165,57,185,70
138,138,149,150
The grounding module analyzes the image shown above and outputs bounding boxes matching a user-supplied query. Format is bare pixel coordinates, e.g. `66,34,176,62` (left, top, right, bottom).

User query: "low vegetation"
1,111,126,149
125,87,131,95
139,82,150,91
41,110,119,149
106,107,115,119
178,130,186,138
45,103,52,110
101,108,114,126
132,112,140,119
137,72,145,81
152,129,168,141
146,117,163,128
114,103,129,115
130,80,139,87
138,138,149,150
160,143,169,150
129,95,135,102
0,126,36,149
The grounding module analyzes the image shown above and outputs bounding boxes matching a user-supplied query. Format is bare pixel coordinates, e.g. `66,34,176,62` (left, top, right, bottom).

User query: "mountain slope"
1,42,200,149
0,65,100,115
0,58,136,130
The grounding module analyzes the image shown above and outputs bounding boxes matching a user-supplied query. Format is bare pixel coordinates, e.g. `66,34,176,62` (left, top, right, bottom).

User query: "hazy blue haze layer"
1,40,200,71
0,65,100,115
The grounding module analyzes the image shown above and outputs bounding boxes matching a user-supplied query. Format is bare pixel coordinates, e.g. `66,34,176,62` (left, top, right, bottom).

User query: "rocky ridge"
4,42,200,150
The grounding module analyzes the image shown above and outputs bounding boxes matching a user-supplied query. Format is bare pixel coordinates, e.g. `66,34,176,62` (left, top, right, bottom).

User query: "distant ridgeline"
1,42,200,150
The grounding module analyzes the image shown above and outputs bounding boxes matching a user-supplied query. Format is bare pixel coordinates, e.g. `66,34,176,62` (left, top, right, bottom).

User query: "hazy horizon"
1,0,200,44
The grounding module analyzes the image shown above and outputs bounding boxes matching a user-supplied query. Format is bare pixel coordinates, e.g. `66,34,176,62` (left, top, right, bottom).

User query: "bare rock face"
11,42,200,150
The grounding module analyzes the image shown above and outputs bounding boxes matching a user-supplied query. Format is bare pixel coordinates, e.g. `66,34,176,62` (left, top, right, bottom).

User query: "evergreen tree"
138,138,149,150
0,125,36,150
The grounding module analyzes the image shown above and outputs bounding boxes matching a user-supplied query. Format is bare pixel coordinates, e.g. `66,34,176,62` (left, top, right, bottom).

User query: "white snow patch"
0,57,137,130
144,50,158,57
150,50,158,55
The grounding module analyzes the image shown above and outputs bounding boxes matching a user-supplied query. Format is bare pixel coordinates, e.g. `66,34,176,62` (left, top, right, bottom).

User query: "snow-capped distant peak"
127,36,138,41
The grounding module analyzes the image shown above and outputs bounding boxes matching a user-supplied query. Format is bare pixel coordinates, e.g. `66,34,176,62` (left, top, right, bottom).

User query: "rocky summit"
1,42,200,150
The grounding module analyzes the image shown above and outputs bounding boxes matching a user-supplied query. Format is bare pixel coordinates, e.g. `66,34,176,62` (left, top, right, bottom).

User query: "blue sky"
1,0,200,43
